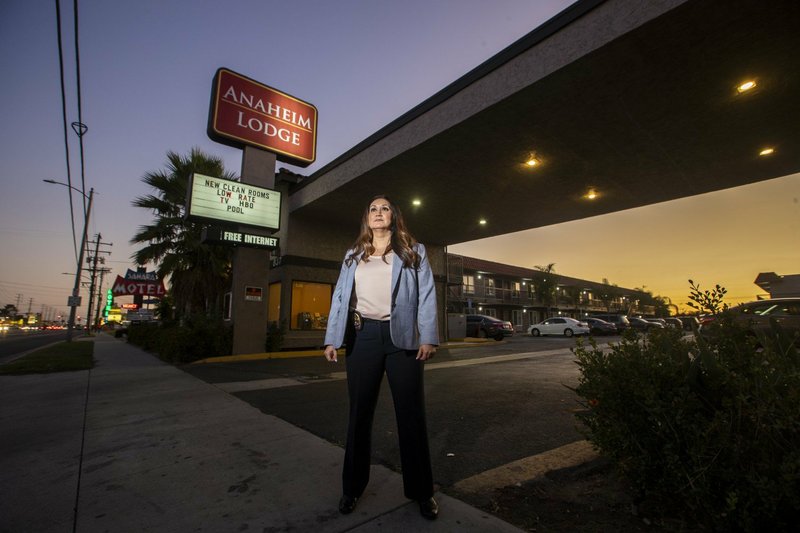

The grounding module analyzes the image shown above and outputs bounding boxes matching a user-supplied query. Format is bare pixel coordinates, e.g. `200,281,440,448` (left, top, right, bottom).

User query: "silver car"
528,317,590,338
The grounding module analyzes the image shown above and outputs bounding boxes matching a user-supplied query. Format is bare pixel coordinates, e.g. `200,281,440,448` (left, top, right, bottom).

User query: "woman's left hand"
416,344,436,361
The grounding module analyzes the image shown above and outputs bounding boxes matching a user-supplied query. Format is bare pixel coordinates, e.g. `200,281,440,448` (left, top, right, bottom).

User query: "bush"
265,319,287,352
126,322,161,351
126,315,232,364
573,323,800,530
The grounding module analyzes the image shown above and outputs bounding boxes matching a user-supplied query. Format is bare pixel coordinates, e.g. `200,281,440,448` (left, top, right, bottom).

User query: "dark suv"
700,298,800,345
465,314,514,340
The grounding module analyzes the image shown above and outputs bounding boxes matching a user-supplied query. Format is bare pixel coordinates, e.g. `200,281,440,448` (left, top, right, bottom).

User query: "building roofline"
291,0,606,194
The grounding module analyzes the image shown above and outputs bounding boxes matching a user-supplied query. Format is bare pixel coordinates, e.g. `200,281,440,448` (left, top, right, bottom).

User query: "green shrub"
126,322,161,351
574,323,800,530
126,315,232,363
265,319,287,352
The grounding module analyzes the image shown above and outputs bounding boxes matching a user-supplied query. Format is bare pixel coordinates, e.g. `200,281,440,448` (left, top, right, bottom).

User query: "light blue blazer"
324,243,439,350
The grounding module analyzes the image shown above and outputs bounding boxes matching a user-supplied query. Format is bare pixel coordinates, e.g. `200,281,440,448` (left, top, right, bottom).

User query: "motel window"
512,282,521,298
484,308,497,318
291,281,332,330
512,310,523,329
463,274,475,294
268,283,281,323
486,278,495,296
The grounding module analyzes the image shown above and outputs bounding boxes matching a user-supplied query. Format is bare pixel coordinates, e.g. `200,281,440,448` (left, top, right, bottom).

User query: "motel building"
204,0,797,352
258,245,655,347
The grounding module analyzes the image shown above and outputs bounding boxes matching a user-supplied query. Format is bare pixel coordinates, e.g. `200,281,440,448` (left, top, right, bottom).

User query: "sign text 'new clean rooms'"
187,173,281,230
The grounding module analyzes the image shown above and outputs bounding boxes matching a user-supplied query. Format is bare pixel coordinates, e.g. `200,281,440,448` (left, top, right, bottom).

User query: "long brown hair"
346,195,419,268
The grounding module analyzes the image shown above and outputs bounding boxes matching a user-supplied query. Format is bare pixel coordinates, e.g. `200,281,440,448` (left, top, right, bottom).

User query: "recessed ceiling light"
585,188,598,200
525,156,540,167
737,80,757,93
759,147,775,156
412,199,421,206
479,219,487,225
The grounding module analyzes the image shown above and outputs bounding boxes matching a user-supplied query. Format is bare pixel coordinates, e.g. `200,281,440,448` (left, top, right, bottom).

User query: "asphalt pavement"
0,333,529,532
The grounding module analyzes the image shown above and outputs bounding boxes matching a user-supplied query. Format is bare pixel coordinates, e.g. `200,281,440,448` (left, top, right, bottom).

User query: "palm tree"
130,148,237,318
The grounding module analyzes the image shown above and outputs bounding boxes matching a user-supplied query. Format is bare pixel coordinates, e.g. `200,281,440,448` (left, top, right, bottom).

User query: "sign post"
207,67,316,355
229,147,276,354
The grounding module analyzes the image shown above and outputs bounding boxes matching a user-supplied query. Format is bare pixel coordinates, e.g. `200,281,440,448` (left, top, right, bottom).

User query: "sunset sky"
1,0,797,320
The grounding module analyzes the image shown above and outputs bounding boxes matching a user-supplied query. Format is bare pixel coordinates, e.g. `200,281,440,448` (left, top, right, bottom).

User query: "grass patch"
0,341,95,375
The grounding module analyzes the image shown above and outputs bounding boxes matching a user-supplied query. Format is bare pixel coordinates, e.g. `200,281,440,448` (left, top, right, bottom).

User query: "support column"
231,147,277,354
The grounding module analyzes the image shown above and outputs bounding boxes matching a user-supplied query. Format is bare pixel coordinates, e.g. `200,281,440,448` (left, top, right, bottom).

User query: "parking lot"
184,333,614,489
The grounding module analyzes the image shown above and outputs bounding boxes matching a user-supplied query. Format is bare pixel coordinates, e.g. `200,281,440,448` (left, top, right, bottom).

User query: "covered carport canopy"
287,0,800,247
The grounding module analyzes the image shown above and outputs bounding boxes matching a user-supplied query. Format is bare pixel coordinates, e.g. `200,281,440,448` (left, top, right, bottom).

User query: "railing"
452,285,649,314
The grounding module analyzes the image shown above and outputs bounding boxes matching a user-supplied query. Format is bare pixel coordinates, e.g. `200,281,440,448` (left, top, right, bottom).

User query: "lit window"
463,274,475,294
268,283,281,322
291,281,332,330
486,278,495,297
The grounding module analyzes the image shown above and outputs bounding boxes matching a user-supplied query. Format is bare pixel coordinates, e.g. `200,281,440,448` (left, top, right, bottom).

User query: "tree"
1,304,18,319
130,148,237,318
533,263,557,317
599,278,622,312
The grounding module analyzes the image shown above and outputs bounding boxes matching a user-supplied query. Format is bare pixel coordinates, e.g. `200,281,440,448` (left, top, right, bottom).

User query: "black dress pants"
343,319,434,500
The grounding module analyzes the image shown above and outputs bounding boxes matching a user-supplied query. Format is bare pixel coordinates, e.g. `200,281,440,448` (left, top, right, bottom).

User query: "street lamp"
44,179,94,341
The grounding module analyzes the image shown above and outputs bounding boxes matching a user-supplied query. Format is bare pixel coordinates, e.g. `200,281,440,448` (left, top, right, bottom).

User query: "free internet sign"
208,68,318,166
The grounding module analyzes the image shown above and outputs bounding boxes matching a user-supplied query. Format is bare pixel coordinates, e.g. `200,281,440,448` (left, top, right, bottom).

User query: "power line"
54,0,78,263
72,0,88,214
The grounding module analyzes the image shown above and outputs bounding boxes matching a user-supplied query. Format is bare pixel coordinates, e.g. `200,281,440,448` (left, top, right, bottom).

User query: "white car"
528,317,590,337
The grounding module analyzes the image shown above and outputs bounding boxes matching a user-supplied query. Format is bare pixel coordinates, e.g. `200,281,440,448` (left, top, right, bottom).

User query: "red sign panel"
208,68,318,166
121,303,139,310
111,276,167,297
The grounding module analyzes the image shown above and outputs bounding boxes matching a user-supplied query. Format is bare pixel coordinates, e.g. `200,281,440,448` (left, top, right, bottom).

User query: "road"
184,334,616,490
0,330,67,363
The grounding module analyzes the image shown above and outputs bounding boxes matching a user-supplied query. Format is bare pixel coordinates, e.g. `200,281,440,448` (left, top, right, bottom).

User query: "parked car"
465,314,514,340
528,317,589,337
645,318,668,328
677,316,700,331
699,298,800,345
591,314,631,332
664,317,683,330
628,316,663,331
584,317,618,336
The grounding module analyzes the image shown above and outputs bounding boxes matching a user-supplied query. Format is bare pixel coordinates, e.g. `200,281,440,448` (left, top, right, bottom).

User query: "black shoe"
339,495,358,514
418,497,438,520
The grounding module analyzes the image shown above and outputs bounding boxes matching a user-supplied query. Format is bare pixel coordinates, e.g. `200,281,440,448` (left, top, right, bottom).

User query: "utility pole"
85,233,112,333
93,267,111,329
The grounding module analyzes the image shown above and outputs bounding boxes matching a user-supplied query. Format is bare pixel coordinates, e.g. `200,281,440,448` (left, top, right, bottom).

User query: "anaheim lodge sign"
208,68,318,166
112,270,167,298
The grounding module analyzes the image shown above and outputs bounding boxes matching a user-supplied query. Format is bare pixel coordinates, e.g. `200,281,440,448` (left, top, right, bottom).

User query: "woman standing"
323,195,439,520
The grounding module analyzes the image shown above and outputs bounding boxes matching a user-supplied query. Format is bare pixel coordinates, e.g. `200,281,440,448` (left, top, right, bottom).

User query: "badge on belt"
351,310,363,331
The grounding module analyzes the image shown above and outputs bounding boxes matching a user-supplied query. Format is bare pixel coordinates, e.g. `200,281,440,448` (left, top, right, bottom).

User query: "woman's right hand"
324,345,338,363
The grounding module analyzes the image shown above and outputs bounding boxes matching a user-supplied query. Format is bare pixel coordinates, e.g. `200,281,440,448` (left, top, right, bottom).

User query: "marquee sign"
208,68,318,166
112,270,167,297
187,173,281,230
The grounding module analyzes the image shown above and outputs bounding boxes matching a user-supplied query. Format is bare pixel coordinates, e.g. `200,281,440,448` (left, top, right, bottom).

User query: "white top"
353,252,393,320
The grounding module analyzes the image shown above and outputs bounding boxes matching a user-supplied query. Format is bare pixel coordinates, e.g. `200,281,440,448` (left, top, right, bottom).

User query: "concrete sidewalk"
0,334,522,532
